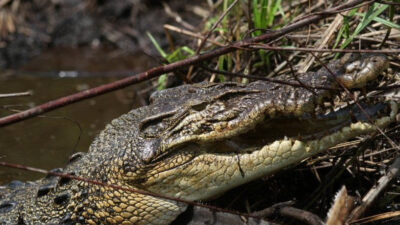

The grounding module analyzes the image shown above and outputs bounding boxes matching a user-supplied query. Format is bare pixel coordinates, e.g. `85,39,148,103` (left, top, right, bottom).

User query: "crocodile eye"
140,119,167,138
192,102,208,111
139,112,175,138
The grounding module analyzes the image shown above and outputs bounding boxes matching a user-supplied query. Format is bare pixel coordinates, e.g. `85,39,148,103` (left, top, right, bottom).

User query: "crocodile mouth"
201,99,394,154
149,98,395,167
143,98,397,200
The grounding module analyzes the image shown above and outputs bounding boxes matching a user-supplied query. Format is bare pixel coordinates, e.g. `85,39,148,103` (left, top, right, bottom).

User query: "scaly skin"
0,54,396,225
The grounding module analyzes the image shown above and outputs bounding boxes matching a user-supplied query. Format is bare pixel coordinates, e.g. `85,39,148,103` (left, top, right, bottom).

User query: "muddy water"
21,47,153,75
0,47,154,184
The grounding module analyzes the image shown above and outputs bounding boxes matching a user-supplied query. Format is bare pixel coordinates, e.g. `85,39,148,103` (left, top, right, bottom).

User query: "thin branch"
294,0,375,20
375,0,400,5
252,201,324,225
0,91,32,98
281,52,318,95
162,2,195,30
0,0,369,127
347,157,400,222
279,207,324,225
350,211,400,224
163,24,224,46
200,66,338,91
0,161,256,219
188,0,238,80
378,2,394,49
248,44,400,53
196,0,238,53
0,158,326,225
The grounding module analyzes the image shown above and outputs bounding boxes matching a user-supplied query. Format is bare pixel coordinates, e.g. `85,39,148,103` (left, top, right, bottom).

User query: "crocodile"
0,54,397,225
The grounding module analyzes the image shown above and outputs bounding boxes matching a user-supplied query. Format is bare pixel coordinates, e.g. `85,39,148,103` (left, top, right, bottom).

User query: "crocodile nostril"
0,201,17,213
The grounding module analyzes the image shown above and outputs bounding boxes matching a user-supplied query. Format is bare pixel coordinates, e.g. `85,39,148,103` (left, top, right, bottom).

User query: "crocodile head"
128,54,394,202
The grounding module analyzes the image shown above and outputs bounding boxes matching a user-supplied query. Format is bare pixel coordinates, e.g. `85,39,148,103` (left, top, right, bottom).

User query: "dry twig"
0,0,369,127
347,157,400,222
0,91,32,98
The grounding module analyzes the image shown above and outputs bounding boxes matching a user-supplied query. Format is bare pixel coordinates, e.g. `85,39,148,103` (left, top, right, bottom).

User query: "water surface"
0,47,153,184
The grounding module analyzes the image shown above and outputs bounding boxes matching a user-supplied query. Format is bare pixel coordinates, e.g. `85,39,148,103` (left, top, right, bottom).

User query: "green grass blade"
157,74,167,91
146,32,167,59
267,0,282,26
354,13,400,30
252,0,268,36
340,3,388,49
333,8,357,50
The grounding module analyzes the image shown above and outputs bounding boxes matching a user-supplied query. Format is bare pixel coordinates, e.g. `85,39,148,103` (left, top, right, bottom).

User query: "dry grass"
160,1,400,224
